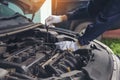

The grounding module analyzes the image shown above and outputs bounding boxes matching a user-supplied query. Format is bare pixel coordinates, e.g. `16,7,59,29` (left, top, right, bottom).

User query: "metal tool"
45,24,49,42
46,25,49,32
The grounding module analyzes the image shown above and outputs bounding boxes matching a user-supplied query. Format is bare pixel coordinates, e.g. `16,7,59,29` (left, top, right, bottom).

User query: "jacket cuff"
77,36,90,46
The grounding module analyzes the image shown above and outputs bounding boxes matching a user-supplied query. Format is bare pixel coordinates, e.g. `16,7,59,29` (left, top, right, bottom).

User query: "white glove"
0,68,8,78
55,41,81,51
45,15,62,26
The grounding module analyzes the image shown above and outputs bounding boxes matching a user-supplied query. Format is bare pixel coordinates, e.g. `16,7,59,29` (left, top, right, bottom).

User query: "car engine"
0,25,115,80
0,1,118,79
0,27,94,80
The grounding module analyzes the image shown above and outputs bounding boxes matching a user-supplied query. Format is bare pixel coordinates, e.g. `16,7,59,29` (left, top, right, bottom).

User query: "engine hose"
10,72,34,80
57,63,69,72
0,61,26,73
63,59,75,70
5,75,19,80
56,68,64,74
57,57,78,72
66,56,78,67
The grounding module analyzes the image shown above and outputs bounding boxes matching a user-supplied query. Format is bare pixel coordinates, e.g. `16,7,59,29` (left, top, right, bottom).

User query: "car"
0,0,120,80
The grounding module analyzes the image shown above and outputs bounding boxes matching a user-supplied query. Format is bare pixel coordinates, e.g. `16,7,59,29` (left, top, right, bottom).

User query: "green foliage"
102,39,120,55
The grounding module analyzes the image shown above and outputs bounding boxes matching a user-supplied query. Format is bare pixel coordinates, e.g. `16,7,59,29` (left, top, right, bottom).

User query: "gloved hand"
55,41,81,51
45,15,67,26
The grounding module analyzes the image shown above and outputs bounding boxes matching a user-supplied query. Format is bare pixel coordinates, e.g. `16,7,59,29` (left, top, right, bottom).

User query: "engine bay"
0,27,113,80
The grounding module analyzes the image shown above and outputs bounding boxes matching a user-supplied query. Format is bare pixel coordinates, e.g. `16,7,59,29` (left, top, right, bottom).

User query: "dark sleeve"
78,0,120,45
66,0,109,20
66,6,90,20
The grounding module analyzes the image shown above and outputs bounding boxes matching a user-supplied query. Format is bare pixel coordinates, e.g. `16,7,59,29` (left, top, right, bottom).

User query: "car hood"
6,0,45,14
0,13,43,37
0,0,45,37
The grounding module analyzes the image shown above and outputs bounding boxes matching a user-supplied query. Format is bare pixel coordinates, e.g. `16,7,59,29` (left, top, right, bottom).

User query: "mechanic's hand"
45,15,67,26
55,41,81,51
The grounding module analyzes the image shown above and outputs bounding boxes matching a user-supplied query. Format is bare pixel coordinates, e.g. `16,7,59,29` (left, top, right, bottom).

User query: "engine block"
0,29,92,80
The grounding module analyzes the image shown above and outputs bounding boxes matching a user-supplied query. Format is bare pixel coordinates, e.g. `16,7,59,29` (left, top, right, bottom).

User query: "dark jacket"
67,0,120,45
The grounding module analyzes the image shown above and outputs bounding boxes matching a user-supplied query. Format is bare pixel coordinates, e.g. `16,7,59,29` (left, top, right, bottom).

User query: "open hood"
0,0,45,37
6,0,45,14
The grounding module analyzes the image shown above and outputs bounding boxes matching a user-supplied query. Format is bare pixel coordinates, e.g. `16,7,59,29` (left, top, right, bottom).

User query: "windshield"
0,3,40,23
0,3,16,17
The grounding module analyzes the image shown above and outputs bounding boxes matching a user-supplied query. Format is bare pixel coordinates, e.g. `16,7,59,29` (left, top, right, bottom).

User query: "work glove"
55,41,81,51
45,15,67,26
0,68,8,78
